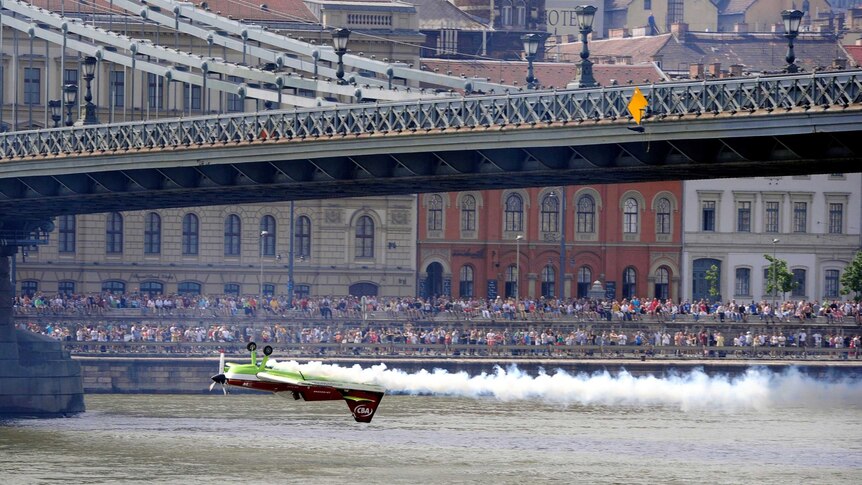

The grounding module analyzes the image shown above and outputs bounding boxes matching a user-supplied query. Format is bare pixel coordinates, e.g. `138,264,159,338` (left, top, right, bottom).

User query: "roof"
420,58,666,89
606,0,635,10
28,0,319,23
718,0,759,15
408,0,490,31
845,45,862,66
555,31,849,74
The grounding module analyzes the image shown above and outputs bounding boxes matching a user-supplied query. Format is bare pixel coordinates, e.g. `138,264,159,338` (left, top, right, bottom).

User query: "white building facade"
681,174,862,305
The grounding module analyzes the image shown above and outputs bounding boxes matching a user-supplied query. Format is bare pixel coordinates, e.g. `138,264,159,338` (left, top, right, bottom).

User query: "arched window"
296,216,311,258
504,193,523,232
515,0,526,26
182,213,199,255
461,195,476,231
577,195,595,233
540,193,559,233
624,198,639,234
224,214,241,256
106,212,124,254
58,280,76,296
654,267,670,300
792,269,806,297
356,215,375,258
505,264,518,299
144,212,161,254
102,280,126,294
541,264,556,298
177,281,202,295
260,215,276,256
459,265,474,298
262,284,275,297
349,282,378,297
622,267,637,299
656,197,671,234
59,215,76,253
140,281,164,296
295,284,311,298
735,268,751,297
224,283,240,296
577,266,592,298
427,194,443,231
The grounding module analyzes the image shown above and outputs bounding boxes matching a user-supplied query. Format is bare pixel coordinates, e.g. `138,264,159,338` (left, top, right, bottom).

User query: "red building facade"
417,181,683,302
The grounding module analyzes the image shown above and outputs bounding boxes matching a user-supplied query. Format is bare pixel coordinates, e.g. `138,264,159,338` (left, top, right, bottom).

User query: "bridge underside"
1,111,861,222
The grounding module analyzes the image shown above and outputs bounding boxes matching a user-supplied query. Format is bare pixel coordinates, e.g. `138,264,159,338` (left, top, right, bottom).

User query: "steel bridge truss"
1,70,861,160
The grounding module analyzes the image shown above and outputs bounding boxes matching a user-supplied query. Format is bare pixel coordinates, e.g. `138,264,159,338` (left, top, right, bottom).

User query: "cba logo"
353,404,374,417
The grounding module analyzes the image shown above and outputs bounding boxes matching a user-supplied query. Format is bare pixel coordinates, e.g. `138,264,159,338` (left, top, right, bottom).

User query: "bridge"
1,70,860,230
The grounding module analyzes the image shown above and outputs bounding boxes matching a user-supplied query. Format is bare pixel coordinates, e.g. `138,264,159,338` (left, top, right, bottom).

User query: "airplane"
209,342,385,423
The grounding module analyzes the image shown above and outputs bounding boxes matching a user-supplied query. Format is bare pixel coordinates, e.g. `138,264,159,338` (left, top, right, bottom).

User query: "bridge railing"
2,70,861,161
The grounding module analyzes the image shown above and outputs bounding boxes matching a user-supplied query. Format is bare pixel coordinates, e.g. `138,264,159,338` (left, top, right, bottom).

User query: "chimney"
857,37,862,46
632,26,648,37
689,63,704,79
708,62,721,77
609,28,629,39
671,22,688,41
832,58,847,70
729,64,744,77
734,23,748,33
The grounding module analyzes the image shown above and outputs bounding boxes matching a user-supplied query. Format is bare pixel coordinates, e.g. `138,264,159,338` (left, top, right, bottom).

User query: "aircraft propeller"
209,350,228,395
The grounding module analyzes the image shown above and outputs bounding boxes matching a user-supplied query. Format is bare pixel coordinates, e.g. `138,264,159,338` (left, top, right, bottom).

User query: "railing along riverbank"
61,340,861,361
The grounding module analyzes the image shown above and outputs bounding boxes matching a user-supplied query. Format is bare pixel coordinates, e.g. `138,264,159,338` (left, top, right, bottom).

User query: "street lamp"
573,5,598,88
48,100,62,128
63,84,78,127
771,238,780,313
77,56,99,125
515,234,524,303
521,33,541,89
331,28,351,85
781,9,803,74
260,230,269,313
549,188,566,299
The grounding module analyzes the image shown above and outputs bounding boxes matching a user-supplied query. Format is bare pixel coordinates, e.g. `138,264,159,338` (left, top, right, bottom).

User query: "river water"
2,367,862,484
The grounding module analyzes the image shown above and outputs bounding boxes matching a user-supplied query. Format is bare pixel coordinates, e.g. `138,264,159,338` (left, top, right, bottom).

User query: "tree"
840,250,862,301
705,264,720,299
764,254,795,302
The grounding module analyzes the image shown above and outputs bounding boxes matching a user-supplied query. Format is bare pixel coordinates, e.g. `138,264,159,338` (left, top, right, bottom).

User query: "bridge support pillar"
0,245,85,417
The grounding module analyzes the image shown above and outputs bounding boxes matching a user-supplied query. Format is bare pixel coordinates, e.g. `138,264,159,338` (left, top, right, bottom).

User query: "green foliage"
764,254,795,300
840,250,862,301
705,264,720,297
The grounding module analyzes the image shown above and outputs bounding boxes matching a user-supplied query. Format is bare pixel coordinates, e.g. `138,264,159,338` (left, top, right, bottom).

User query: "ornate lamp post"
550,188,566,299
76,56,99,125
48,100,62,128
771,238,780,313
331,28,351,85
521,33,541,89
574,5,598,88
515,234,524,303
63,84,77,127
781,9,803,74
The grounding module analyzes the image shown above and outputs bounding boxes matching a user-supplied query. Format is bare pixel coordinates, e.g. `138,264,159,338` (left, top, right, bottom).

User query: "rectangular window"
829,203,843,234
183,84,202,110
24,68,40,105
735,268,750,296
147,73,164,109
701,201,715,231
64,68,79,86
227,76,243,112
737,201,751,232
825,270,840,298
644,0,651,10
58,215,76,253
765,201,779,233
793,202,807,233
110,71,125,107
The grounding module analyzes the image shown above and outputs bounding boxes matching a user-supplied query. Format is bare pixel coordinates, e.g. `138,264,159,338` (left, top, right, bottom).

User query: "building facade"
17,197,417,298
682,174,862,304
416,182,683,302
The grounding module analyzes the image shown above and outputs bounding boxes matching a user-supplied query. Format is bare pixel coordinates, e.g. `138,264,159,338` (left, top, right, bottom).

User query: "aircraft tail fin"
343,390,385,423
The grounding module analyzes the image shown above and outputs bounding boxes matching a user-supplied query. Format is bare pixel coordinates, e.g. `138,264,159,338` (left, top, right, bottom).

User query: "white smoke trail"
269,360,862,411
